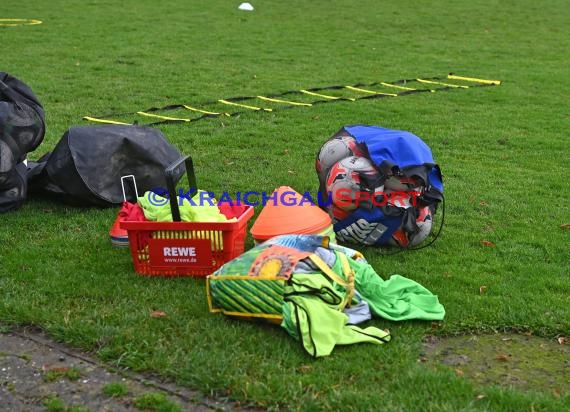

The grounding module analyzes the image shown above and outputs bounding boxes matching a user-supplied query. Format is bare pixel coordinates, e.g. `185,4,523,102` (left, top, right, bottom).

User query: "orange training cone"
250,186,333,243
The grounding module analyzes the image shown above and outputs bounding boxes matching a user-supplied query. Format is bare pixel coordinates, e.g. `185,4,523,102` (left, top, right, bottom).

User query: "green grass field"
1,0,569,410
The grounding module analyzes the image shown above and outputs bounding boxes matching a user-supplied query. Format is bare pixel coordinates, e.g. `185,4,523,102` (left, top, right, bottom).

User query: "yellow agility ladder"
83,73,501,126
0,19,42,27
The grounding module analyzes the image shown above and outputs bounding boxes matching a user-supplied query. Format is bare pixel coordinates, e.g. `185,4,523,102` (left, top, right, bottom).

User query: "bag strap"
0,78,24,107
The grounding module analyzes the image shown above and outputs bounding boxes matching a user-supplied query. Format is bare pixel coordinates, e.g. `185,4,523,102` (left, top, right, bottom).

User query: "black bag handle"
0,78,26,109
0,74,41,108
165,155,197,222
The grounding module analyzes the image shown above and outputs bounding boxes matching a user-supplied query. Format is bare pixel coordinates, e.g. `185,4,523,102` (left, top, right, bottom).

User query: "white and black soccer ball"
325,156,380,211
316,133,367,183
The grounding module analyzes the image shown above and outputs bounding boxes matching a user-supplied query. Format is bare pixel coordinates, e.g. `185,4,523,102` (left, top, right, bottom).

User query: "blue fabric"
345,125,443,195
428,165,444,193
345,125,436,169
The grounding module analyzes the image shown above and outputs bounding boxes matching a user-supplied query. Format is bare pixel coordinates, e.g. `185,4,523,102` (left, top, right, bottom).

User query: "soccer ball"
388,227,410,249
325,156,380,211
330,204,350,221
316,133,367,182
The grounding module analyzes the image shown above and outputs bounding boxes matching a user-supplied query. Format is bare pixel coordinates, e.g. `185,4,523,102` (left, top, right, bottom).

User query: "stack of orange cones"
250,186,335,244
109,213,129,247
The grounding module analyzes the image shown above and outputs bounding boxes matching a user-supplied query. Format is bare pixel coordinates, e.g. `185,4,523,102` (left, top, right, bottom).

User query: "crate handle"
165,155,197,222
120,175,139,202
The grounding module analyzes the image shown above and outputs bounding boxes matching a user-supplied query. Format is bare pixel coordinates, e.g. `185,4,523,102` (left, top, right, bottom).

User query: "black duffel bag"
28,124,183,207
0,72,46,212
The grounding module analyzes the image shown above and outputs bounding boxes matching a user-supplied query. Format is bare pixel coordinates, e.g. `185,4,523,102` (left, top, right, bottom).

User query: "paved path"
0,328,237,411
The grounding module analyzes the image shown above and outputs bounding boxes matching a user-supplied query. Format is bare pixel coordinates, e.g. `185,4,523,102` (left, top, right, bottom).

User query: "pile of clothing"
207,234,445,357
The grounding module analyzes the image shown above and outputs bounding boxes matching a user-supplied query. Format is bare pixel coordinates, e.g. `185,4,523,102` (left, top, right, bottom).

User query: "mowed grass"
1,0,569,410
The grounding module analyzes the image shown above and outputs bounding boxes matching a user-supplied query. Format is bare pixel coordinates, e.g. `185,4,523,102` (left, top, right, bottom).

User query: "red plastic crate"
121,205,253,277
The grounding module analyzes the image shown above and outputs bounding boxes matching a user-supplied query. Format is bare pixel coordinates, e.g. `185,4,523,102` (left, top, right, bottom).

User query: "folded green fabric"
350,258,446,321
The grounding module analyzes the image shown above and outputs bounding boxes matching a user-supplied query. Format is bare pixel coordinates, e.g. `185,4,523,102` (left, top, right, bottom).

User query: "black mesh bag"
0,72,45,212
